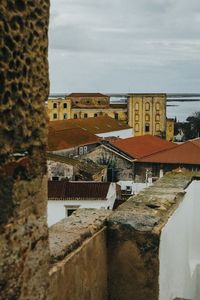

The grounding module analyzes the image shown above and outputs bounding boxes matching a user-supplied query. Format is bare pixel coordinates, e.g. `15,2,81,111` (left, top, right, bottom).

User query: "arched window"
156,123,160,131
155,114,160,121
156,102,160,110
145,102,150,111
74,114,77,119
135,114,139,121
53,113,57,120
135,102,139,110
145,123,150,132
63,113,67,119
63,103,67,109
145,114,150,121
53,102,57,109
135,123,139,132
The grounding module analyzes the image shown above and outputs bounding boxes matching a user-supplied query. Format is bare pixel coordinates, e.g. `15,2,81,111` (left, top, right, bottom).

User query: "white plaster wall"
159,180,200,300
117,181,149,194
48,184,116,226
96,128,133,139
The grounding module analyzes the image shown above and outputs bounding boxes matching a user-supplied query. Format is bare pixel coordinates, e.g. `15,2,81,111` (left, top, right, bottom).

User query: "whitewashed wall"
96,128,133,139
117,181,151,194
48,183,116,226
159,180,200,300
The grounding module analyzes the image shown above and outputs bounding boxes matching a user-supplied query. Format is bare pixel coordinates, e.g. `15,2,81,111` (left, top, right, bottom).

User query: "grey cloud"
49,0,200,93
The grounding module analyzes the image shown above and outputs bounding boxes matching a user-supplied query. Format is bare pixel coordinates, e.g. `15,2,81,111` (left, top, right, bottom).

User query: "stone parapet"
107,172,200,300
49,208,110,263
49,209,110,300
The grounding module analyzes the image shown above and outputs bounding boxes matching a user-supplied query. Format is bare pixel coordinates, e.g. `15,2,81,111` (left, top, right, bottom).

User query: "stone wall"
0,1,50,299
48,209,110,300
107,172,200,300
84,145,134,181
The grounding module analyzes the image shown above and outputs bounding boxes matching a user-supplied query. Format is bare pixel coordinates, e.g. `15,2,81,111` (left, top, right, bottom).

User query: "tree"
186,111,200,138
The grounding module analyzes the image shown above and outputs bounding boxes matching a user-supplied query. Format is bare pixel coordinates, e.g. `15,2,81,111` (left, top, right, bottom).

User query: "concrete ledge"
49,208,110,263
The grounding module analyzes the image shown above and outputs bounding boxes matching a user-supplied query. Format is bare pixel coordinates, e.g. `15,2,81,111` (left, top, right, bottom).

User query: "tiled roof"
48,127,100,151
48,181,110,200
190,138,200,148
47,153,105,173
49,116,130,134
67,93,108,97
138,138,200,164
111,135,176,159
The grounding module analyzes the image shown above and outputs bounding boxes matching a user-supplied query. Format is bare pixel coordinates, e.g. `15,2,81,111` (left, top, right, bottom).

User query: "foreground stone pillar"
0,1,50,299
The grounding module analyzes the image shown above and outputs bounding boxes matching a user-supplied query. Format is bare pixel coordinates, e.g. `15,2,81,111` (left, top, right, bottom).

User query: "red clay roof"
67,93,108,98
48,181,110,200
48,127,100,151
111,135,176,159
138,138,200,165
49,116,130,134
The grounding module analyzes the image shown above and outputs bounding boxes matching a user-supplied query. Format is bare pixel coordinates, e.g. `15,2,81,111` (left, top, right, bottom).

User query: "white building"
48,181,118,226
159,178,200,300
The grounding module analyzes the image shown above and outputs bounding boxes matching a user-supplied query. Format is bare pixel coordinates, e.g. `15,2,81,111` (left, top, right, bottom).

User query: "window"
63,103,67,109
74,114,77,119
156,102,160,110
114,113,119,120
145,123,150,132
156,123,160,131
94,113,98,117
135,123,139,132
53,113,57,119
84,113,88,118
135,114,139,121
63,113,67,119
135,102,139,110
52,176,59,181
145,114,150,121
155,114,160,121
79,146,83,155
53,102,57,109
145,102,150,111
65,205,80,217
84,146,87,154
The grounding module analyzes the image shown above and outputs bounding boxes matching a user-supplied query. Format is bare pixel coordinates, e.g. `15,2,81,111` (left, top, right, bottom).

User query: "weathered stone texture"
0,1,50,299
107,172,200,300
49,209,110,300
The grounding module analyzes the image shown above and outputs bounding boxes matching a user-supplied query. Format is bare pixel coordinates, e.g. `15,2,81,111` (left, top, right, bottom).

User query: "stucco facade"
48,94,127,122
166,118,175,141
84,145,134,182
128,93,166,137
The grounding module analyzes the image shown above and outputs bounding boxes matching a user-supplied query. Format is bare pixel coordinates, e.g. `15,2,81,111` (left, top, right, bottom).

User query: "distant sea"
167,101,200,122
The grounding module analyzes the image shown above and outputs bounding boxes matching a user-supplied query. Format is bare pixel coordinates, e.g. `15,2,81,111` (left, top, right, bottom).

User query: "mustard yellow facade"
128,94,166,137
47,94,127,122
166,118,174,141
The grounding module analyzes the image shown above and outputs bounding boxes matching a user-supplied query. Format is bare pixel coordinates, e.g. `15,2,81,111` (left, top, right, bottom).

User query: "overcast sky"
49,0,200,93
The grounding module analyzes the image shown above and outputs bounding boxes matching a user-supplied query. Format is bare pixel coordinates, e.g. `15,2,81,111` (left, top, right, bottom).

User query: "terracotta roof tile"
48,181,111,200
67,93,108,97
48,127,100,151
138,138,200,164
49,116,130,134
111,135,176,159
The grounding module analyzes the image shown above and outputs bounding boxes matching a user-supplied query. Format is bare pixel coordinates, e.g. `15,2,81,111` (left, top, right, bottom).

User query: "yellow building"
166,118,174,141
47,93,127,122
128,93,166,137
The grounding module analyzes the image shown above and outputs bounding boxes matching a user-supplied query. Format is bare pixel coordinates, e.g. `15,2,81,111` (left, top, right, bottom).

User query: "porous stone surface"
108,172,200,300
0,1,50,299
49,208,110,263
